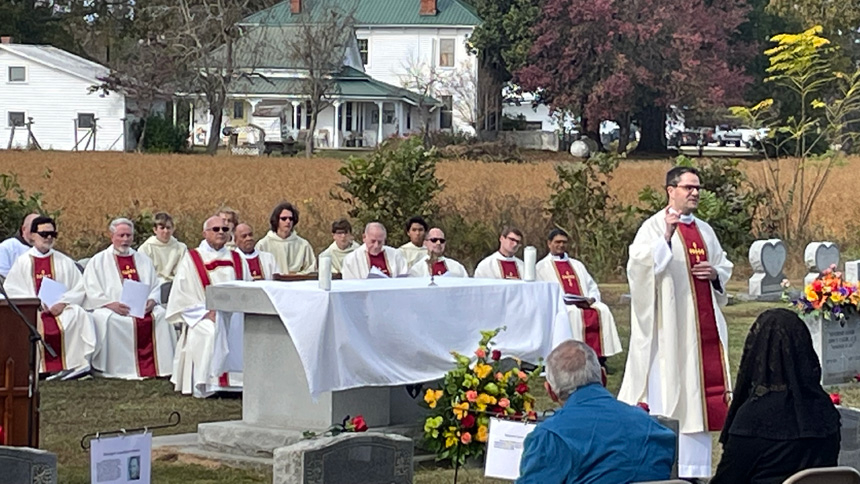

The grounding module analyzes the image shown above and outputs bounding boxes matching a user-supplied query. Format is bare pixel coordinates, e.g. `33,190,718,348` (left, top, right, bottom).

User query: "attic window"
439,39,455,67
8,66,26,82
357,39,369,66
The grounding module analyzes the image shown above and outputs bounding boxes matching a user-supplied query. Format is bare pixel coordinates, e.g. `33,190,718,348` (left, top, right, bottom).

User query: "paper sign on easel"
90,432,152,483
484,417,537,480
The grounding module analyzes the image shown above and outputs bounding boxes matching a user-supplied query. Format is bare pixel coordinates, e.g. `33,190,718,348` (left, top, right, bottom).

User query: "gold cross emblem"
688,242,705,263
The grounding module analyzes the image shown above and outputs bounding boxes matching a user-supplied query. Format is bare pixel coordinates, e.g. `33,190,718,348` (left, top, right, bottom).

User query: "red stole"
115,254,157,378
553,259,603,357
677,221,728,431
368,251,390,276
31,255,65,373
497,259,520,279
245,255,264,281
432,260,448,276
187,248,243,387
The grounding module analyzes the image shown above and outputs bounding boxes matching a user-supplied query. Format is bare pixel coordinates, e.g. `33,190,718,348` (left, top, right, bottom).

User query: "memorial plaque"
806,315,860,385
838,406,860,472
748,239,787,298
0,445,57,484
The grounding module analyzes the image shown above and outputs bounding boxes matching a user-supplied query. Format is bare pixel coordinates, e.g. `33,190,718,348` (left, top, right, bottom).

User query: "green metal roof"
243,0,481,27
211,26,334,69
228,66,441,106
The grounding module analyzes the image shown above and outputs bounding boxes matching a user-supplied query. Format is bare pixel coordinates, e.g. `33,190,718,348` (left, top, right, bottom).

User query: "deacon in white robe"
83,218,177,379
168,216,251,398
318,219,358,274
234,223,279,280
4,216,95,374
255,202,315,274
408,228,469,278
0,213,38,278
398,216,429,269
618,167,733,479
474,228,525,279
342,222,408,279
535,229,621,360
138,211,186,282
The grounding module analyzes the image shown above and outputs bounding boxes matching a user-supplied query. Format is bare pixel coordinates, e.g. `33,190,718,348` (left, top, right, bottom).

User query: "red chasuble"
187,249,244,386
115,254,157,378
432,260,448,276
497,260,520,279
677,221,728,431
368,251,390,276
553,260,603,357
245,256,264,281
32,255,64,373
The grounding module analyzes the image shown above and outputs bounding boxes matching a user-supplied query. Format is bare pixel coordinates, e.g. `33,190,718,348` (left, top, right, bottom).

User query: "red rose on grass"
491,350,502,361
351,415,368,432
830,393,841,406
461,414,476,429
516,383,529,394
637,402,651,413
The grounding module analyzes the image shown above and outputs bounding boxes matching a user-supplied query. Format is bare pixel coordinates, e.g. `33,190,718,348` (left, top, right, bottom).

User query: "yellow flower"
474,363,492,379
475,393,497,411
444,427,458,448
524,399,533,412
805,288,819,301
476,425,489,442
424,389,443,409
453,401,469,420
831,292,845,303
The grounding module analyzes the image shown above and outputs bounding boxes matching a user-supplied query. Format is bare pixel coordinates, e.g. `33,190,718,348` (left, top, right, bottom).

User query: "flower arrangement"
302,415,367,439
784,265,860,321
421,327,542,465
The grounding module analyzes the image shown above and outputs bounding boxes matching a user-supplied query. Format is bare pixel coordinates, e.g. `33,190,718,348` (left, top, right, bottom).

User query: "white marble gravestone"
846,261,860,284
805,314,860,385
748,239,787,299
804,242,840,286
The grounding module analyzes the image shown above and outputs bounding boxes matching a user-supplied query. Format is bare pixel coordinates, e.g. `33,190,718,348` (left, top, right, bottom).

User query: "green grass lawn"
39,282,851,483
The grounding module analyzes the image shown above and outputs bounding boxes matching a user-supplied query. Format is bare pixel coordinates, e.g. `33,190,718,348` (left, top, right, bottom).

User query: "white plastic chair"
782,466,860,484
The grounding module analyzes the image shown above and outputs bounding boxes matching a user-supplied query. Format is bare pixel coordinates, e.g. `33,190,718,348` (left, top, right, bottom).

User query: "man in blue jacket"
518,340,675,484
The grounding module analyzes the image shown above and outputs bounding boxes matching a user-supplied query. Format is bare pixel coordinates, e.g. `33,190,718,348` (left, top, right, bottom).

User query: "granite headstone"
0,445,57,484
748,239,787,299
804,242,840,286
839,406,860,472
805,314,860,385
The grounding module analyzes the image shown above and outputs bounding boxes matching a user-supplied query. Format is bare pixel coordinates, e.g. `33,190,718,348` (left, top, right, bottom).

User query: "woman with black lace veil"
710,308,841,484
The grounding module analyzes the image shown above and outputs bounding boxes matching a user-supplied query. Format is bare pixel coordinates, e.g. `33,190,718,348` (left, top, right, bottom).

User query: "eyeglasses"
506,236,522,244
673,184,702,192
429,237,446,244
333,230,349,235
280,216,295,222
35,231,58,238
207,226,230,233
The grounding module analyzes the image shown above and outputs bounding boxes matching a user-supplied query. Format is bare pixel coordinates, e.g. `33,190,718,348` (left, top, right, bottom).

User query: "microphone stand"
0,277,56,448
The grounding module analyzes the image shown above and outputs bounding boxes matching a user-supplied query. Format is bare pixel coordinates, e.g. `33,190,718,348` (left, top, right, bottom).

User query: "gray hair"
545,340,602,402
364,222,387,236
109,217,134,234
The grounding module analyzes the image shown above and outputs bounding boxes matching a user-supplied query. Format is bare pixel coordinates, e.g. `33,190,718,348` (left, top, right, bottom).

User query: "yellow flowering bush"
421,327,542,465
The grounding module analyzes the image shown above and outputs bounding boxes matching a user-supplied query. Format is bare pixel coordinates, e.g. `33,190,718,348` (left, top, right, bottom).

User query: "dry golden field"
1,150,859,269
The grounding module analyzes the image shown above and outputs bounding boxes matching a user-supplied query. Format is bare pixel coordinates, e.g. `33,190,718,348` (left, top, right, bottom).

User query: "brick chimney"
0,36,12,44
290,0,301,14
419,0,437,16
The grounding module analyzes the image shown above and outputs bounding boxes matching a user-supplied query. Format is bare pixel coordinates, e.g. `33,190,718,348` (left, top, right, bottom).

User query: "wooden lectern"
0,298,40,447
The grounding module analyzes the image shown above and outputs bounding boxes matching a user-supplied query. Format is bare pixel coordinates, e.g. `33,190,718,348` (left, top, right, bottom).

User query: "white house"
0,37,126,151
242,0,480,134
191,23,441,149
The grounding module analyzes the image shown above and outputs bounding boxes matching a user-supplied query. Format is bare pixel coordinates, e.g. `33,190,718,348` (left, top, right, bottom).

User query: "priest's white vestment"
341,245,408,279
255,231,316,274
535,254,621,357
318,241,359,274
408,254,469,278
474,252,524,279
237,249,278,280
4,247,96,373
82,247,177,379
167,242,251,397
138,235,187,282
0,235,29,278
398,242,427,269
618,210,733,478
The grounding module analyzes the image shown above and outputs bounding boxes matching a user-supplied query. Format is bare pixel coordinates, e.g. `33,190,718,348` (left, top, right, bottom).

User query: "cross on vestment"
561,273,577,283
121,265,137,278
689,242,705,263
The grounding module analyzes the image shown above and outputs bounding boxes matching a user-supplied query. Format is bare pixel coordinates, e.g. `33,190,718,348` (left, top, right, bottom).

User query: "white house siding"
0,50,126,151
356,26,477,133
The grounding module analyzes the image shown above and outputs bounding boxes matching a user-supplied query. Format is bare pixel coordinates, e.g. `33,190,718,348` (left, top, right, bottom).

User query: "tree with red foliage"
516,0,752,153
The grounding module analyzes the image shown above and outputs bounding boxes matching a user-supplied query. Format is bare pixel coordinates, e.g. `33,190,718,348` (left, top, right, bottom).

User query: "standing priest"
618,166,733,480
536,228,621,367
168,216,251,397
83,218,177,379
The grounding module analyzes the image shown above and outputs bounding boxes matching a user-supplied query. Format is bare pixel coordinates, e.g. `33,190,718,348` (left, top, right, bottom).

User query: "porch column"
396,102,405,136
376,101,384,145
332,101,342,148
291,101,300,132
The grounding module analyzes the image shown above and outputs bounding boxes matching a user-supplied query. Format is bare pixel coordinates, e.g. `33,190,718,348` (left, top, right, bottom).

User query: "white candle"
524,246,537,281
318,256,332,290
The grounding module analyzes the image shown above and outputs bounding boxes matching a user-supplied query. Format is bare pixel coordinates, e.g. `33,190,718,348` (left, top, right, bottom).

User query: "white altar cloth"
210,277,571,397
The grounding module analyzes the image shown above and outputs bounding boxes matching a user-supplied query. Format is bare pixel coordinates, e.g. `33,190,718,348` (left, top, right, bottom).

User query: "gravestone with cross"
804,242,840,286
748,239,787,300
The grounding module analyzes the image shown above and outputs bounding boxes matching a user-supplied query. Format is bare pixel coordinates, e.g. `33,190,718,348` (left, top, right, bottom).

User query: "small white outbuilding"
0,37,127,151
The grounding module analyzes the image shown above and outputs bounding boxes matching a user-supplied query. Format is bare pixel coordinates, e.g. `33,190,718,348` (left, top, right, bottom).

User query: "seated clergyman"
318,218,359,274
234,223,278,280
398,215,428,269
408,227,468,277
341,222,408,279
256,201,316,274
474,227,525,279
138,211,187,283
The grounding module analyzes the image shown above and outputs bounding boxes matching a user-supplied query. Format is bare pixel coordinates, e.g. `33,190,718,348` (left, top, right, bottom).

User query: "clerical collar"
112,247,132,256
198,240,227,254
679,213,694,224
552,253,569,261
497,251,515,260
32,247,53,258
239,249,259,259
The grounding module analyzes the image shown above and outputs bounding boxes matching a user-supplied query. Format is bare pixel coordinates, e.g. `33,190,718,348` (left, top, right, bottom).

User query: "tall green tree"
0,1,74,47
